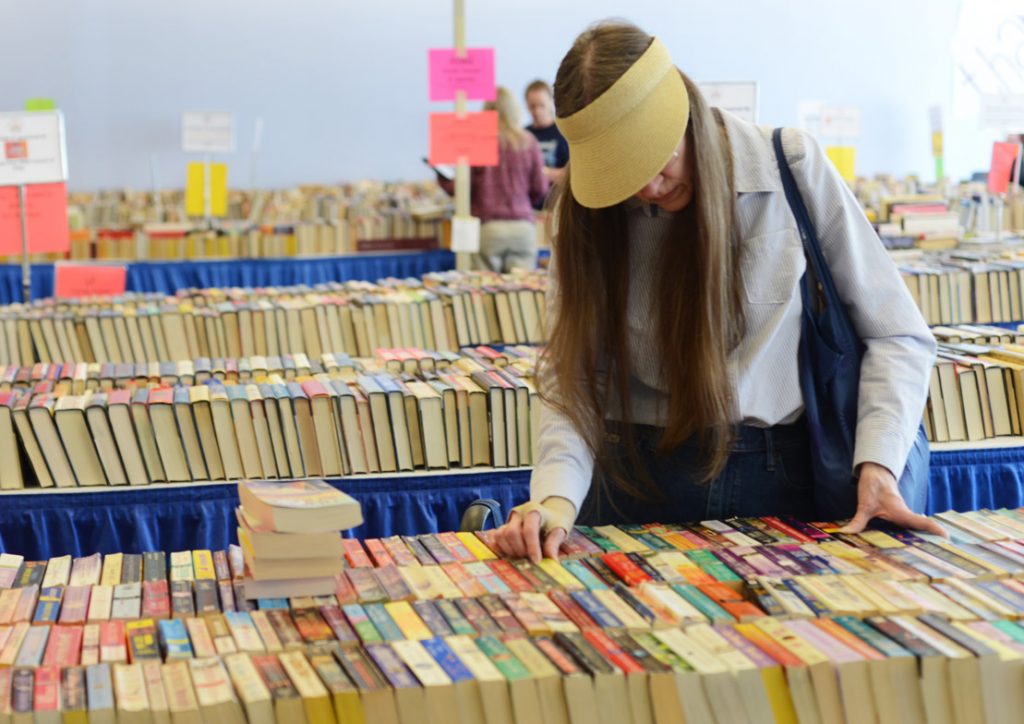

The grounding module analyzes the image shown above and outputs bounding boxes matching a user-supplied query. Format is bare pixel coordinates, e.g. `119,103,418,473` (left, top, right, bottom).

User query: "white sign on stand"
820,106,862,139
698,82,758,124
0,111,68,185
979,94,1024,130
451,215,481,253
181,112,235,154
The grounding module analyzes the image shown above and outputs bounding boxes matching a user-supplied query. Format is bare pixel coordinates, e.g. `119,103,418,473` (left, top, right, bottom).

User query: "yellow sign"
825,145,856,182
185,161,228,217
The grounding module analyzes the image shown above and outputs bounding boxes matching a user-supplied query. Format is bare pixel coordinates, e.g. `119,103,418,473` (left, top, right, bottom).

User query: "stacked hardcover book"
3,509,1024,722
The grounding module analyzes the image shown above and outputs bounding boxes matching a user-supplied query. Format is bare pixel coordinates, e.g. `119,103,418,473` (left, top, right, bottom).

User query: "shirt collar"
719,109,783,194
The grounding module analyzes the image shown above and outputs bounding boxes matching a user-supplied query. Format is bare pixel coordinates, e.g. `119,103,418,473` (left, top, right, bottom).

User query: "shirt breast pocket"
740,228,805,305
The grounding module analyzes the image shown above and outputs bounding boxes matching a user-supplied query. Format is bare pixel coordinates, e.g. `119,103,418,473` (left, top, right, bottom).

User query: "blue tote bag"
771,128,929,519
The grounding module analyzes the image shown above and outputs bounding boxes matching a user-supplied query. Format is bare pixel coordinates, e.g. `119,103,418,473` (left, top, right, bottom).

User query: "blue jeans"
578,418,816,526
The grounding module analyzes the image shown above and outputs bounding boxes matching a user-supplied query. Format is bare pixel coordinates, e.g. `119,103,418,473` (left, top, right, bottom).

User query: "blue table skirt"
0,251,457,302
0,445,1019,559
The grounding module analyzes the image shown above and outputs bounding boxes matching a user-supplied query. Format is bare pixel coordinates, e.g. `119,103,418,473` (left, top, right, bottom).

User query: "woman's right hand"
491,497,576,563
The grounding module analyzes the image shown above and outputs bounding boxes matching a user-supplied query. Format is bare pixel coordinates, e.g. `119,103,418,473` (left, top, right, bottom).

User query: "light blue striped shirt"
531,111,937,514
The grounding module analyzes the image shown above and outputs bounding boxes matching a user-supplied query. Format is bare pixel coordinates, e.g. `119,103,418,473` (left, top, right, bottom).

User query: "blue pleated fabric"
0,251,457,302
0,470,532,558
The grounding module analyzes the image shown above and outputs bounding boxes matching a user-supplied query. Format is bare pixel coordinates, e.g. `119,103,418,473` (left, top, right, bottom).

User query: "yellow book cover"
536,559,585,590
591,525,650,554
421,565,462,600
278,650,334,724
397,565,439,601
191,551,216,581
383,601,433,641
100,553,124,587
454,532,496,561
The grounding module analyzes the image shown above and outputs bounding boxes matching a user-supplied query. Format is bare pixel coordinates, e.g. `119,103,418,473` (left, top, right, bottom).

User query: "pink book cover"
784,619,864,663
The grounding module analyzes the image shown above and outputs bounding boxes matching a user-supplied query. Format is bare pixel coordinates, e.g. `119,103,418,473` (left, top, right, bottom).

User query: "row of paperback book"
898,247,1024,326
0,270,548,366
14,181,451,264
4,507,1024,722
924,324,1024,442
0,347,540,490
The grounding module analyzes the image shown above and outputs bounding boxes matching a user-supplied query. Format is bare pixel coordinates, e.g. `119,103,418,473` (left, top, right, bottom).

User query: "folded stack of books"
0,346,539,490
4,508,1024,722
0,269,548,366
237,480,362,598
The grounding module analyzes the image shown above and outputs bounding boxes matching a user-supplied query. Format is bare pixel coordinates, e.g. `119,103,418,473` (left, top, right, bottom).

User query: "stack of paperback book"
237,480,363,598
4,508,1024,722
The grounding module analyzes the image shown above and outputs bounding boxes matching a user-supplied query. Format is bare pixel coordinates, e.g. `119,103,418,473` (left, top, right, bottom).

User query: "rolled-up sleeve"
786,129,936,478
529,256,595,512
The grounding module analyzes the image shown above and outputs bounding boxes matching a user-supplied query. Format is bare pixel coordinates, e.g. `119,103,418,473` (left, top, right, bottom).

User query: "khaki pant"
474,220,537,272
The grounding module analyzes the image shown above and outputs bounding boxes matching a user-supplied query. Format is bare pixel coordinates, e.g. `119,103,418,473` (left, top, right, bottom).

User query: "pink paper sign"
54,264,127,299
429,111,498,166
428,48,496,102
0,182,69,255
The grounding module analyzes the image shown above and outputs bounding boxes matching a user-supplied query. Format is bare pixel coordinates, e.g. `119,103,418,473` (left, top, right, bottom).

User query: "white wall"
0,0,973,191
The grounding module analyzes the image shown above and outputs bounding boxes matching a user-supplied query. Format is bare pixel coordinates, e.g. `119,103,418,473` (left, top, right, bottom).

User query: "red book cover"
99,620,127,662
33,666,60,714
147,386,174,406
548,590,599,631
363,540,395,568
342,539,374,569
334,573,359,606
760,516,815,543
42,624,83,668
601,552,652,587
582,628,644,674
485,560,535,594
141,580,171,620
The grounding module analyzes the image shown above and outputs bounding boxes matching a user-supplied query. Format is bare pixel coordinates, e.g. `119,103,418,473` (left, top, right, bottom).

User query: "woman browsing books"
493,20,943,562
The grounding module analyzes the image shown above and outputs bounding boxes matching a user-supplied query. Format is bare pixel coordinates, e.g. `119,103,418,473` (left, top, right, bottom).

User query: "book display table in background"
2,442,1023,558
0,250,458,302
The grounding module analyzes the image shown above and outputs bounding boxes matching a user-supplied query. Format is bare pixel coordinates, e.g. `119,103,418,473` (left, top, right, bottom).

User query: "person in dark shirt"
525,80,569,185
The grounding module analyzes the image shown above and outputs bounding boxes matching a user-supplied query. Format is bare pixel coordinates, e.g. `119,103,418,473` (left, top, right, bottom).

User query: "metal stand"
17,184,30,303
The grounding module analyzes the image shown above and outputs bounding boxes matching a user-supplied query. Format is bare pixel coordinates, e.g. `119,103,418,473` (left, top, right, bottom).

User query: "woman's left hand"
838,462,948,537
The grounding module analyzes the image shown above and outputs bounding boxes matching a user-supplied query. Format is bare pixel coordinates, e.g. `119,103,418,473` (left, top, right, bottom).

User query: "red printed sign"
54,264,127,299
988,141,1021,194
429,111,498,166
0,182,69,255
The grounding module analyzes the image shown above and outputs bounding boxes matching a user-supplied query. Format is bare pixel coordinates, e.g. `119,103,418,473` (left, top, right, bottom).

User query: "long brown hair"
543,21,744,501
486,86,531,151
